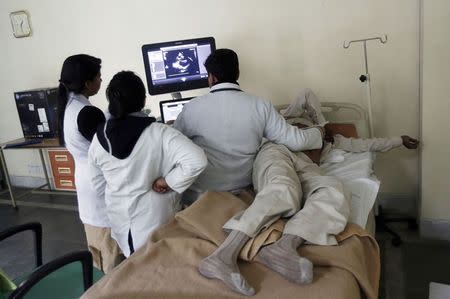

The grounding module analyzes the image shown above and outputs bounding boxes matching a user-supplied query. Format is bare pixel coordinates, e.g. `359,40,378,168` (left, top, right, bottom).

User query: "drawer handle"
57,167,71,174
55,155,69,162
59,179,74,187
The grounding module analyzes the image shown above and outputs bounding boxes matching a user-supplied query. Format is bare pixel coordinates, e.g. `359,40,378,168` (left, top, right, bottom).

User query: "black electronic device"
14,88,59,139
159,98,193,124
142,37,215,96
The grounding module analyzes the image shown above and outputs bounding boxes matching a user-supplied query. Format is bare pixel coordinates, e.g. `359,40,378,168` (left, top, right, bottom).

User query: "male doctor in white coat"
174,49,323,201
173,49,324,296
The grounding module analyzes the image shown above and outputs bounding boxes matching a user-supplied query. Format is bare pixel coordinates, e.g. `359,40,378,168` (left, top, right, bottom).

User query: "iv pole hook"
343,34,388,49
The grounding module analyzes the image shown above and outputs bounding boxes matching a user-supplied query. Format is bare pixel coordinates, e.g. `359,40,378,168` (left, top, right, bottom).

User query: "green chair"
0,222,104,299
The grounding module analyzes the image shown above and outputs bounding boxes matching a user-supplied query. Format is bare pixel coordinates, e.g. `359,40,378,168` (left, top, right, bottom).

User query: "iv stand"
343,35,388,137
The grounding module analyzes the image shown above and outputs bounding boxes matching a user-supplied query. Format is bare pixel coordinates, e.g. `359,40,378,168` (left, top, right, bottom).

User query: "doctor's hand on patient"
152,177,172,193
401,136,419,149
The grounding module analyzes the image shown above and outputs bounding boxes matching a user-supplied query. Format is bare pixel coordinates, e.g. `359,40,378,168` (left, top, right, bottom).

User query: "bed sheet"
320,149,380,229
81,191,380,299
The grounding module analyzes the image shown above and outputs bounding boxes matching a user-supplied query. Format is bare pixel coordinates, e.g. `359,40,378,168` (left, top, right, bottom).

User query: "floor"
1,192,450,299
0,192,86,278
376,221,450,299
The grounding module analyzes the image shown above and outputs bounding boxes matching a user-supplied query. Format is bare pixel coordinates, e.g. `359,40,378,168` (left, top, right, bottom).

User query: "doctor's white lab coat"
88,122,207,256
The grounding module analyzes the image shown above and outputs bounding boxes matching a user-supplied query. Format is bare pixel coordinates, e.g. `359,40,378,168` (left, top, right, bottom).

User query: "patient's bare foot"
198,230,255,296
256,234,313,284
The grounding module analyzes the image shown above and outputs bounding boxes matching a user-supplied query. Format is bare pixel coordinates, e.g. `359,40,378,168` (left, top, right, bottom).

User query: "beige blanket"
82,191,380,299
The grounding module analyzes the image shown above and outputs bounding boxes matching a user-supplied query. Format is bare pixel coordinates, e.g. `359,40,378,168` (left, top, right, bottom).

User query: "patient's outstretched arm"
332,134,410,153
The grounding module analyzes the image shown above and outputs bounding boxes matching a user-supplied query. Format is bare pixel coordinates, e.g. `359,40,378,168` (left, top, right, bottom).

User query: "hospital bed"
81,102,380,299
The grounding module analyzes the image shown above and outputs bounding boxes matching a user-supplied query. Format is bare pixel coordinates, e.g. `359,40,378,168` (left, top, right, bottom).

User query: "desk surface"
1,138,63,149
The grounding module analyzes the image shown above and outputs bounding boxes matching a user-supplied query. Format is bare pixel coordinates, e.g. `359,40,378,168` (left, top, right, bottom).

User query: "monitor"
14,88,58,139
142,37,215,95
159,98,192,124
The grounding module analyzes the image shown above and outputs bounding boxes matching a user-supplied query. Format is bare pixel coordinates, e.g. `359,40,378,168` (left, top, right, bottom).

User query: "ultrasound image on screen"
163,48,200,78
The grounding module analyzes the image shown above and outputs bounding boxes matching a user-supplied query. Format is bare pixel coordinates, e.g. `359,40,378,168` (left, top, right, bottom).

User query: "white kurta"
331,135,403,153
224,142,349,245
88,122,207,256
64,92,110,227
174,82,322,193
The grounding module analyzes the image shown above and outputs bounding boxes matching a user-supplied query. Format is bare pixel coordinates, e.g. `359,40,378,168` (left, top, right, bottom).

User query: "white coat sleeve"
87,139,107,197
162,126,208,194
173,106,193,138
263,101,323,151
333,134,403,153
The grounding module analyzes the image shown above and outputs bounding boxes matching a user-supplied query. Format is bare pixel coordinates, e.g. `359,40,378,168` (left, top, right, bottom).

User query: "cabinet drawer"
56,166,72,175
54,176,76,190
48,150,75,167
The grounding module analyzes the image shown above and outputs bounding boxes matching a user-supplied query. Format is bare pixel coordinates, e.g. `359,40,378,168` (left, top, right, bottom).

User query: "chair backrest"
8,251,96,299
0,268,16,295
0,223,42,298
1,223,99,299
0,223,42,269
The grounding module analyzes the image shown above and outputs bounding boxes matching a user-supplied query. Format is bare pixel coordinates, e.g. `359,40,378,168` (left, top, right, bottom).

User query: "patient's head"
204,48,240,86
107,71,146,118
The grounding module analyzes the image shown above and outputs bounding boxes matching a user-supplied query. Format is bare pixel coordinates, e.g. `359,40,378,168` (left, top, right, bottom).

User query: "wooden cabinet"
48,150,76,191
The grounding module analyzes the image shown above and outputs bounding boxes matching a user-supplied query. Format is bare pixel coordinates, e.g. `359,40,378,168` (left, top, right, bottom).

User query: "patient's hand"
152,177,171,193
401,136,419,149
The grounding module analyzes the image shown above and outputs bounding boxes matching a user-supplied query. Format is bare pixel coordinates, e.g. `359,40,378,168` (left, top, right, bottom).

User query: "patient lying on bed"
198,89,419,296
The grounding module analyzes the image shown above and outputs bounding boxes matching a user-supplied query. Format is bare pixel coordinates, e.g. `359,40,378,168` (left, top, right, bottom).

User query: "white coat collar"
68,92,90,105
210,82,241,92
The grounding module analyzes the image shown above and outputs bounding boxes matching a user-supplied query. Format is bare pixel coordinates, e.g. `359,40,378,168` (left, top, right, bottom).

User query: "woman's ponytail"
107,89,126,119
57,82,68,145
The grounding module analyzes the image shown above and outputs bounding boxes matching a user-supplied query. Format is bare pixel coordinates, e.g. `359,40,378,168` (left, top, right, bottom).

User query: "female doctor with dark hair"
88,71,207,257
57,54,123,272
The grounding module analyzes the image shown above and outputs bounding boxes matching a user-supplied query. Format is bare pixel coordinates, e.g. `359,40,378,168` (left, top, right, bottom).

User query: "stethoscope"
210,87,242,93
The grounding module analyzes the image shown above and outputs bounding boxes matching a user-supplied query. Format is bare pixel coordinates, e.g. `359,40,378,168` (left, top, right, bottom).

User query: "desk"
0,138,75,209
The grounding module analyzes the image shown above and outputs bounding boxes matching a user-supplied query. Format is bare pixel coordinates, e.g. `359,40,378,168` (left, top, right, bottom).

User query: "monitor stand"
171,92,182,100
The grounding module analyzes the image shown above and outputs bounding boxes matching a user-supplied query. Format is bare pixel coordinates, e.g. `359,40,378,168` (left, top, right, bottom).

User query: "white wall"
0,0,419,199
421,0,450,231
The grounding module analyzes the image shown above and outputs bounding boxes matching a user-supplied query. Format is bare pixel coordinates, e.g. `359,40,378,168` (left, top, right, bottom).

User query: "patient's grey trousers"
223,142,349,245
